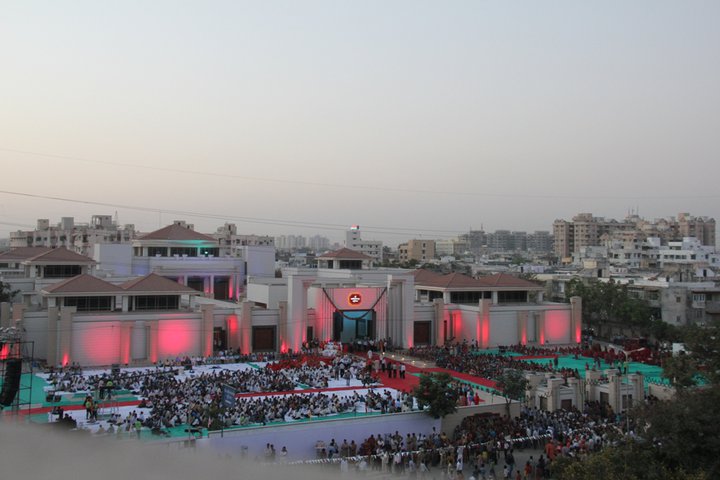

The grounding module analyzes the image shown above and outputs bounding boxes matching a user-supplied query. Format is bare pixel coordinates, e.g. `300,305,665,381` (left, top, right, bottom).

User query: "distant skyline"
2,1,719,246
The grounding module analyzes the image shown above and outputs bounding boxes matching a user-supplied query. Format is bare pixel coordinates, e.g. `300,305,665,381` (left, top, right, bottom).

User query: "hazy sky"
1,1,719,245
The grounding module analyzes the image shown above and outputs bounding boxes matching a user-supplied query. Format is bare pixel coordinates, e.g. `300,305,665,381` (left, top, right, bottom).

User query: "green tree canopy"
0,281,19,303
565,278,655,338
495,369,528,417
412,372,459,419
552,440,708,480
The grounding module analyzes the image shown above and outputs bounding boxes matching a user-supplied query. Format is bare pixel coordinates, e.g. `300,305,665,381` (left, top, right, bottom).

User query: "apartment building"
554,212,717,258
344,225,383,262
214,223,274,255
398,239,436,263
9,215,136,257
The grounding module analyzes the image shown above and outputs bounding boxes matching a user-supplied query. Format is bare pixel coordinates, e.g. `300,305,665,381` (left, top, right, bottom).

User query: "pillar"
131,321,146,365
46,306,59,366
630,373,644,409
433,298,445,346
607,370,621,413
399,278,414,348
201,304,214,357
570,296,582,344
278,301,288,353
119,322,132,365
1,302,11,328
12,303,24,328
286,276,314,353
547,378,564,411
148,320,159,363
58,306,75,366
517,311,528,345
479,299,491,348
239,301,252,354
537,311,546,346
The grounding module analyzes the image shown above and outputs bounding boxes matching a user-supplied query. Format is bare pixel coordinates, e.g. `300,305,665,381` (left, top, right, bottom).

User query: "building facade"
398,239,436,263
9,215,136,257
345,225,383,262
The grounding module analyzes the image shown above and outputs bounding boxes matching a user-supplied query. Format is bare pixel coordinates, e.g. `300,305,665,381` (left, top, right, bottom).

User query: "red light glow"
481,311,490,348
453,310,463,340
158,319,199,359
227,314,238,348
545,311,570,344
71,323,122,366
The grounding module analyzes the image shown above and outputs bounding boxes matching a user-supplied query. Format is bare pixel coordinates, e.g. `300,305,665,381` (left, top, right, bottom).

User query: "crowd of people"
45,351,424,436
406,344,579,382
302,401,628,479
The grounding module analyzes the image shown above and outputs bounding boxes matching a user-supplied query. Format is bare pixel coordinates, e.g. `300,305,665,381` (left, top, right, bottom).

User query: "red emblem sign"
348,292,362,306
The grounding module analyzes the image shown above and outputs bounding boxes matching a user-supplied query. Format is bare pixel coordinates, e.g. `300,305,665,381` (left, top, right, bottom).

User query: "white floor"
41,362,402,435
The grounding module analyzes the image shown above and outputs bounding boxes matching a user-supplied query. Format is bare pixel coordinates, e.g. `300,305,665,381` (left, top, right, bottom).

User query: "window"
147,247,167,257
170,247,197,257
64,296,113,312
497,291,529,304
131,295,180,311
44,265,81,278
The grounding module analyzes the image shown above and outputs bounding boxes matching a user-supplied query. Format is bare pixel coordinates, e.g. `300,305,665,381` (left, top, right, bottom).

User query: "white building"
9,215,136,257
344,225,383,263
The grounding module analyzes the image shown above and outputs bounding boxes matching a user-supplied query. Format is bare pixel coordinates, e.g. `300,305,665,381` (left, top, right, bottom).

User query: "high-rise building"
308,235,331,252
554,212,717,258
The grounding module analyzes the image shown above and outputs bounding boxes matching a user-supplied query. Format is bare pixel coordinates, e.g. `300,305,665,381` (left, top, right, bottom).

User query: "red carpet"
369,355,499,394
25,400,142,416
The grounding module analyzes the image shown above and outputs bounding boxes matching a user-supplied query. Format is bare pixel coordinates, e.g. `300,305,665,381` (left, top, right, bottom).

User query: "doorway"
332,310,375,343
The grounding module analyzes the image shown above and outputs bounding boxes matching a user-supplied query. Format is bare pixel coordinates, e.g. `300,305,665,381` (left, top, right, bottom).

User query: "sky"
1,1,719,246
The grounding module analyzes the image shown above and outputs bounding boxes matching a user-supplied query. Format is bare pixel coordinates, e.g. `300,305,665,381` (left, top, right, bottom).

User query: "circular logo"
348,292,362,306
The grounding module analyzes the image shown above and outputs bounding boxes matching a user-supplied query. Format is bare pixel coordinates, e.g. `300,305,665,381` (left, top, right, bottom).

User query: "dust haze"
0,422,343,480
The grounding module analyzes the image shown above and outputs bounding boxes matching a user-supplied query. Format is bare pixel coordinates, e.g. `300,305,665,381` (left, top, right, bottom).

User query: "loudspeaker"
0,359,22,407
111,364,120,376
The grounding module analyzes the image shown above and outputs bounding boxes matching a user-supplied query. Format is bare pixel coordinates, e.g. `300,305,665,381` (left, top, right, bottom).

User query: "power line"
0,189,468,237
3,146,719,200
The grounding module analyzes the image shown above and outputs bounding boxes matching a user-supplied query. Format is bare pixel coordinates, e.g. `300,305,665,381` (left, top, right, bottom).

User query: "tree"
495,369,528,417
682,320,720,386
564,278,654,338
412,372,459,419
658,319,720,388
552,441,708,480
661,352,699,391
556,319,720,479
637,385,720,478
0,281,19,303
